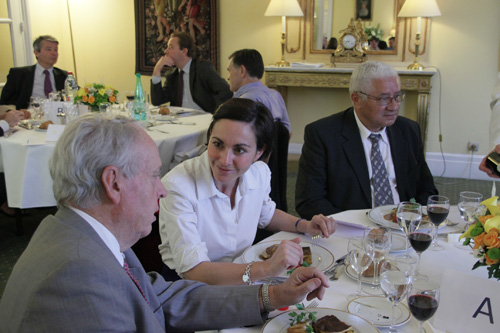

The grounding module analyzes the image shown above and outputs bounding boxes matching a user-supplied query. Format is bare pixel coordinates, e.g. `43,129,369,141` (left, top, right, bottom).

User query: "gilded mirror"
311,0,401,55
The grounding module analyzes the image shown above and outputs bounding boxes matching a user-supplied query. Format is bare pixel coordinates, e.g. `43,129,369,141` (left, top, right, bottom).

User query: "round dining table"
218,207,487,333
0,113,212,209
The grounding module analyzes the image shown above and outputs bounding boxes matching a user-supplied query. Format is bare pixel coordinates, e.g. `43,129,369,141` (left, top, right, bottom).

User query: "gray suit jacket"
150,59,232,113
295,108,437,220
0,207,265,332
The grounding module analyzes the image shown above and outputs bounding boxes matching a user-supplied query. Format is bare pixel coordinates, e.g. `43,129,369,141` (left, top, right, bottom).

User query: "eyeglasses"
357,91,405,106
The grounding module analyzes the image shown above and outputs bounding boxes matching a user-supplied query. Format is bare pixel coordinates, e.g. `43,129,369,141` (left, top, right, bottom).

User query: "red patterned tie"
176,70,184,106
43,69,53,98
123,259,149,304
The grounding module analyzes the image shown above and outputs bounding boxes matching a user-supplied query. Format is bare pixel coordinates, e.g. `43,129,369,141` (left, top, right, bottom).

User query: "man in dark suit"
296,61,437,220
0,35,68,110
0,113,329,331
150,31,232,113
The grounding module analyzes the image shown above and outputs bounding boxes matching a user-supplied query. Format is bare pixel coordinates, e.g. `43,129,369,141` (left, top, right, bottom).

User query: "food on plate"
38,120,53,129
362,259,390,277
312,315,354,333
159,106,171,115
384,207,429,223
287,321,311,333
259,244,313,265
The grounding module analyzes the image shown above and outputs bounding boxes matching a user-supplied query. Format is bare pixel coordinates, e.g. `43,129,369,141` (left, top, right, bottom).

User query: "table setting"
221,197,499,333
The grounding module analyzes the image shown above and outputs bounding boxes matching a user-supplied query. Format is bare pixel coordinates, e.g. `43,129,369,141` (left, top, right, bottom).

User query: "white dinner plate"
368,205,437,230
347,296,411,328
261,307,380,333
241,240,335,273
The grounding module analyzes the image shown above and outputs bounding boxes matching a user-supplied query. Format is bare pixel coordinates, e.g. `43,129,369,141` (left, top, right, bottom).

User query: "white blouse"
158,151,276,276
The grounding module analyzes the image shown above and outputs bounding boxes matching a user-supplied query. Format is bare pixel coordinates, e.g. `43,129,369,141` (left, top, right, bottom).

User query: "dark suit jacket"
0,206,265,332
0,65,68,110
295,108,438,220
150,58,232,113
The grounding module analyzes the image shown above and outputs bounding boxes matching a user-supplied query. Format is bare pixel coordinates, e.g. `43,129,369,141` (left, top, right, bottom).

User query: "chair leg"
15,208,23,236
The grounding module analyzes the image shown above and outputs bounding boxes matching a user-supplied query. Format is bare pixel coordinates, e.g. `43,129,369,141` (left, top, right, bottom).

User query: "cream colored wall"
0,0,14,81
22,0,500,159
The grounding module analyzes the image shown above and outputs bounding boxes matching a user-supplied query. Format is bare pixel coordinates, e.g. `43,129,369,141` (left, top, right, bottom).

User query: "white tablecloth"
219,207,488,333
0,113,212,208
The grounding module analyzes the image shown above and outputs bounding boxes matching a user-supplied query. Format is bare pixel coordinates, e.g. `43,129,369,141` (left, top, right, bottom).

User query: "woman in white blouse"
158,98,337,284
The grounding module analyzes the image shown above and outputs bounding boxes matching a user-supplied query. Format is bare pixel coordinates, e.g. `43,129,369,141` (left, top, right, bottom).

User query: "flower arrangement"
460,196,500,280
74,83,119,111
363,23,385,40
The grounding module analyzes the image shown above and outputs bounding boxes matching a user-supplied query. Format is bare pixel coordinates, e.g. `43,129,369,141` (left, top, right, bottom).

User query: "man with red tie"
0,35,68,110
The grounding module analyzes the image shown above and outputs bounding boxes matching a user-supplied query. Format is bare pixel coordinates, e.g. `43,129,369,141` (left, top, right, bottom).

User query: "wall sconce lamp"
265,0,304,67
398,0,441,70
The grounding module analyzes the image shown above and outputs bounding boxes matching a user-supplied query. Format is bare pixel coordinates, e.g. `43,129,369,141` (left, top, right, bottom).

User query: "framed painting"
134,0,218,75
356,0,372,21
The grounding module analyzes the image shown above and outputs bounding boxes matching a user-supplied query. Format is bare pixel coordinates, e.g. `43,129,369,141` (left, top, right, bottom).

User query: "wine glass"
30,96,43,120
380,260,413,333
49,91,61,102
408,278,440,333
362,226,392,295
427,195,450,251
458,191,483,232
396,201,420,264
409,219,433,277
346,237,374,301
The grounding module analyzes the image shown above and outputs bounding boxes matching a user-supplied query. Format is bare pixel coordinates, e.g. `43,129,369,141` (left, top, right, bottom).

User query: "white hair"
49,113,143,209
349,61,400,95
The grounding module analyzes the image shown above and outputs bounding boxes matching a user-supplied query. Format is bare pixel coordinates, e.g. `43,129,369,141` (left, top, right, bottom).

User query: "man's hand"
153,55,174,77
479,144,500,178
306,214,337,238
263,238,303,277
3,110,27,128
268,266,329,310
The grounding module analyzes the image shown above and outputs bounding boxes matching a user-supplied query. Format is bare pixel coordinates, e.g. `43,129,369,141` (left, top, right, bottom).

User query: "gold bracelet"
261,283,274,312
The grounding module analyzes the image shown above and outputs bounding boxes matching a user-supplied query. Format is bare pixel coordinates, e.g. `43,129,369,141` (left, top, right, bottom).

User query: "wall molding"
289,143,495,181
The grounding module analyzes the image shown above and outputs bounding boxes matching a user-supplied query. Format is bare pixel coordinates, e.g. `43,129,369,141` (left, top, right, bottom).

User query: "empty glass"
30,96,43,120
346,237,374,301
363,226,392,295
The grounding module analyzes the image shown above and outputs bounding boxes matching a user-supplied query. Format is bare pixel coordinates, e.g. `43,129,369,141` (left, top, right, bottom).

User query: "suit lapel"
341,109,372,204
387,124,407,197
26,65,36,98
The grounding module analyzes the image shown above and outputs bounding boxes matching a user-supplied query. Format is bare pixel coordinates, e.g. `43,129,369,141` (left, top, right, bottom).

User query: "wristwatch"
242,261,254,285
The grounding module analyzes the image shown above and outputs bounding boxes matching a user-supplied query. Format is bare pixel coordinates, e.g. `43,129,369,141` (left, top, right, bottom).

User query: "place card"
45,124,66,142
433,268,500,332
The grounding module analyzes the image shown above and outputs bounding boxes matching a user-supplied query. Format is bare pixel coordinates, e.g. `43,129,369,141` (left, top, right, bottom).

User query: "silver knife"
325,254,347,275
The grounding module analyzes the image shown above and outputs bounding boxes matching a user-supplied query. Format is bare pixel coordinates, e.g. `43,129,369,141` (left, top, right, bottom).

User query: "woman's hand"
305,214,337,238
263,238,303,277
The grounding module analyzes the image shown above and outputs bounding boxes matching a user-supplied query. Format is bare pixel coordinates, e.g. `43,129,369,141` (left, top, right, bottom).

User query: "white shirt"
158,151,276,276
32,63,56,99
0,120,9,134
353,111,400,206
69,206,124,266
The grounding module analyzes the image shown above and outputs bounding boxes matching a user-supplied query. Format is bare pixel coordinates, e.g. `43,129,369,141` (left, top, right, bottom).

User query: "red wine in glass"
409,233,432,252
408,295,439,321
427,206,449,226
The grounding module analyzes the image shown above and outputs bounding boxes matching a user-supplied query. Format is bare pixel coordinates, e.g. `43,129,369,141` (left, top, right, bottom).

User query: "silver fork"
306,300,319,308
310,234,322,263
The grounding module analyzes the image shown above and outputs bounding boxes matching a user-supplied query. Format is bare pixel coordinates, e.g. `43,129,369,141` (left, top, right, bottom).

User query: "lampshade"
398,0,441,18
264,0,304,17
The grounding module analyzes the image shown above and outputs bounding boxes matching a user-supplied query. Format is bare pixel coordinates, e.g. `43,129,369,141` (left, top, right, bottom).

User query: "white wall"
10,0,500,180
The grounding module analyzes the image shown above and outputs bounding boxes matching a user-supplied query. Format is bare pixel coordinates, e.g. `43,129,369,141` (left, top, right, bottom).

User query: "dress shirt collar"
233,81,264,98
180,59,192,75
68,206,124,266
35,62,53,75
353,108,389,144
196,151,263,201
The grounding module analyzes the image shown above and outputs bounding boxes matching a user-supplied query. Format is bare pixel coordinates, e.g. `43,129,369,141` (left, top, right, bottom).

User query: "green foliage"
288,303,318,331
363,23,384,40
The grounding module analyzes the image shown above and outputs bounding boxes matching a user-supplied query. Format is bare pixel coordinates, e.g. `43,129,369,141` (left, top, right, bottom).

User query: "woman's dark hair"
207,98,274,161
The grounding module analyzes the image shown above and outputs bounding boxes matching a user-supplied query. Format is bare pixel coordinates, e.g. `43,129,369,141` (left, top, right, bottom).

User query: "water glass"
346,237,374,301
363,226,392,295
458,191,483,231
99,102,111,113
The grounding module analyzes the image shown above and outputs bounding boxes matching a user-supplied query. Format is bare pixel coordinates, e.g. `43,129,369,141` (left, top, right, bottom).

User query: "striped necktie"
369,133,394,206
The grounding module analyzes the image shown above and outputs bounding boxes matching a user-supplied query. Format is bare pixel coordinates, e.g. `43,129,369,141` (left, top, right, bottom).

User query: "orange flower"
109,95,116,103
88,96,95,104
473,233,486,249
82,95,88,102
485,252,499,265
483,228,500,248
479,215,494,225
84,87,89,94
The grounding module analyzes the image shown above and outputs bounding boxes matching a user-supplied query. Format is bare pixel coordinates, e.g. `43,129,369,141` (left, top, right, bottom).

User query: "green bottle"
133,73,146,121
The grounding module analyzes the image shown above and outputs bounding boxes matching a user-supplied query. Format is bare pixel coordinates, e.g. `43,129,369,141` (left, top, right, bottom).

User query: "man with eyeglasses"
295,61,437,219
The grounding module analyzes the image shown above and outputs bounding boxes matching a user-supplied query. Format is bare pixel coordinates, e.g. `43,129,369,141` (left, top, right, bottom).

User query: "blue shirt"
234,81,291,132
